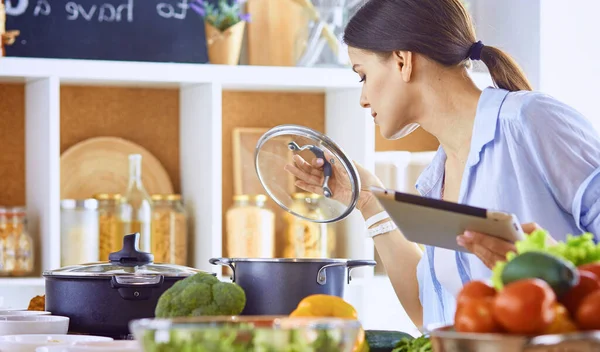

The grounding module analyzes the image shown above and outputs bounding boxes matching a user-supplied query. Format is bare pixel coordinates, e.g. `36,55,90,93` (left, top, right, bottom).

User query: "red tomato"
578,263,600,283
575,290,600,330
560,271,600,316
455,297,502,333
493,278,556,335
456,281,496,313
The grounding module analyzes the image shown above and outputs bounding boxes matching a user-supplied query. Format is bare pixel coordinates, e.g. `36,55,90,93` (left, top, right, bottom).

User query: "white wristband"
365,211,390,228
368,220,397,238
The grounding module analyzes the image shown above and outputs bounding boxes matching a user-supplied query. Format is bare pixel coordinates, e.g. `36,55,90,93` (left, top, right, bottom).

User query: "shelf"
0,57,361,91
0,277,45,287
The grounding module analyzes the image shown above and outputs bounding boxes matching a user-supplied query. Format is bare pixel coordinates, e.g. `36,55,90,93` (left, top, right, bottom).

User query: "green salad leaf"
491,229,600,290
391,336,432,352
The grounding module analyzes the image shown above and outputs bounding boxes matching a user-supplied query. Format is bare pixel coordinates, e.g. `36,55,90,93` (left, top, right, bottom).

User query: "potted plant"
190,0,251,65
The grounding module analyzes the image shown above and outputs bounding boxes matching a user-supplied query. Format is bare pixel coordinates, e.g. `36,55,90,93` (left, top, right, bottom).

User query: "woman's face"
348,47,418,139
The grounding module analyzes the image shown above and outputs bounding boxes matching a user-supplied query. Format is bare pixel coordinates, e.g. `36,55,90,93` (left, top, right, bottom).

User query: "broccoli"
155,272,247,318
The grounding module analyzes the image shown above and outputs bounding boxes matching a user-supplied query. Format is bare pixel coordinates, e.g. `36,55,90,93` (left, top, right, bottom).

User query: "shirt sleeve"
520,93,600,236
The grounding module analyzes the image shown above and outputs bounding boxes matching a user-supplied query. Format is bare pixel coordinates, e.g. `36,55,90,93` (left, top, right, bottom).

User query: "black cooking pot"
43,233,212,338
209,257,376,316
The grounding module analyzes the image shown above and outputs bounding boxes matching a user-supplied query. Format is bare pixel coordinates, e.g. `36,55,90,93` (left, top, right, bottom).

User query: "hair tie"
468,40,484,60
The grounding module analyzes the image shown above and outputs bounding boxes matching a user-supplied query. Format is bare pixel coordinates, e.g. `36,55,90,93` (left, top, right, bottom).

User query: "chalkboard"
4,0,210,63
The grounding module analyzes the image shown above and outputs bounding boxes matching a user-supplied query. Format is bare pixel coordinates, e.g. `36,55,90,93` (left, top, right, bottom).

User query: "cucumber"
501,251,579,297
365,330,414,352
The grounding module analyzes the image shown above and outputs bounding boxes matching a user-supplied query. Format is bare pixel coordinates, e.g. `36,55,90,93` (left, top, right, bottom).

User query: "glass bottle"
150,194,188,265
120,154,153,253
94,193,125,261
226,194,275,258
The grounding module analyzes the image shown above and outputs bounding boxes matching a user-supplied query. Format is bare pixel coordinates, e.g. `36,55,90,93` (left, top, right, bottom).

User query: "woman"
284,0,600,328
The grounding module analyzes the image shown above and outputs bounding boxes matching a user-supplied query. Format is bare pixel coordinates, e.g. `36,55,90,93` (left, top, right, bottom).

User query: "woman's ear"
393,50,413,83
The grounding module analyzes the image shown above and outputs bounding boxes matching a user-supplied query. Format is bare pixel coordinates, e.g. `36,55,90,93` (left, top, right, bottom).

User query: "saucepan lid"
254,124,360,223
43,233,204,278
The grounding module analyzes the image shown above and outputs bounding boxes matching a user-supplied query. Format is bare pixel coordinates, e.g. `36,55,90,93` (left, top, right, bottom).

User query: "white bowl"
35,340,141,352
0,334,113,352
0,310,52,317
0,316,70,336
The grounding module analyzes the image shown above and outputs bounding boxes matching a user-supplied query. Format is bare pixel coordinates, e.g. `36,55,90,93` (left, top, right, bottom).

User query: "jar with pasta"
0,206,11,276
150,194,188,265
284,193,329,258
226,195,275,258
7,207,34,276
94,193,125,261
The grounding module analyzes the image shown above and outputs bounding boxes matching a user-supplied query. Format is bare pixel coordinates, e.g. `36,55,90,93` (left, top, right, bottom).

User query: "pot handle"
346,260,377,284
209,258,236,282
316,262,346,286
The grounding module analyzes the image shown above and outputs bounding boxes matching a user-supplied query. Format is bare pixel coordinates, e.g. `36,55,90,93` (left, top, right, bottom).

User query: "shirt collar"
415,87,510,196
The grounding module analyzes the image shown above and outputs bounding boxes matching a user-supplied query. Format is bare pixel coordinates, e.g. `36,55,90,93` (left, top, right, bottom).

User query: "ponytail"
479,46,532,92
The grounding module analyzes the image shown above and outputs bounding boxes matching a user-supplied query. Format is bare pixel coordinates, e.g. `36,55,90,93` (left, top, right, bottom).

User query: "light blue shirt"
415,86,600,327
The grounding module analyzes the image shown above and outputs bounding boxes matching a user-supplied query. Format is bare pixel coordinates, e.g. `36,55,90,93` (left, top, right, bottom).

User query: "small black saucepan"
43,233,213,338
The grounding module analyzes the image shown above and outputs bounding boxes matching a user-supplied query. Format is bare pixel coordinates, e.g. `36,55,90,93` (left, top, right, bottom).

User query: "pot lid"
254,125,360,223
43,233,202,278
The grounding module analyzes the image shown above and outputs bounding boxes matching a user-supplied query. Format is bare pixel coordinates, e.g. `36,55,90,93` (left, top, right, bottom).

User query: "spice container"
6,207,33,276
283,193,330,258
60,199,99,266
226,194,275,258
94,193,125,261
150,194,188,265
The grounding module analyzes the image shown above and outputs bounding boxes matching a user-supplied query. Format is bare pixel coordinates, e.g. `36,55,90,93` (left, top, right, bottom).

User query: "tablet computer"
370,186,525,253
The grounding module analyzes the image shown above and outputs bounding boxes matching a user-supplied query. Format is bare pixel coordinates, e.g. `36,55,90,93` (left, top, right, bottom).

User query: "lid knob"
287,141,333,198
109,233,154,266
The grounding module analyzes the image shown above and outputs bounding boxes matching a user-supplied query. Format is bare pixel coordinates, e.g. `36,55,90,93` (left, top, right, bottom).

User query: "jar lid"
254,125,360,223
43,233,204,278
93,193,122,201
5,206,26,216
60,199,99,210
151,194,182,201
233,194,267,202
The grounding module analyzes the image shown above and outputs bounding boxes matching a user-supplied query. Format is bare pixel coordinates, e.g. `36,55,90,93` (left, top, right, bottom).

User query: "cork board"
0,83,25,206
60,86,181,194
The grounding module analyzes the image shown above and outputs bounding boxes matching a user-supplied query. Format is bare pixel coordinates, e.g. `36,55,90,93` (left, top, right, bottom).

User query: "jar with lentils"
150,194,188,265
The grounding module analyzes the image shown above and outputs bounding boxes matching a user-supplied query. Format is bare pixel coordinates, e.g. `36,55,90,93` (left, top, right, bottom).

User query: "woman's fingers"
284,163,322,185
293,155,322,177
295,180,324,196
521,222,541,234
457,230,517,269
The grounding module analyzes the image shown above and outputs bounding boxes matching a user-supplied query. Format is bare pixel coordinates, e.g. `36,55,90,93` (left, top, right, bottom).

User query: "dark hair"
343,0,532,92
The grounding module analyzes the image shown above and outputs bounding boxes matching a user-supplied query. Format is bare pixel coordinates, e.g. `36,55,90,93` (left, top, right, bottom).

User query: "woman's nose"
360,91,369,108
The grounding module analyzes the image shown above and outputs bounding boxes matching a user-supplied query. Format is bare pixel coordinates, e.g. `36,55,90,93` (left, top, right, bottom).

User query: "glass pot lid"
43,233,203,278
254,124,360,223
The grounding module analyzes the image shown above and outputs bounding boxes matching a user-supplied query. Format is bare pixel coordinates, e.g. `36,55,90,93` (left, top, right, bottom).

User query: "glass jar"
150,194,188,265
0,206,10,276
94,193,125,261
7,207,33,277
60,199,99,266
284,193,329,258
226,195,275,258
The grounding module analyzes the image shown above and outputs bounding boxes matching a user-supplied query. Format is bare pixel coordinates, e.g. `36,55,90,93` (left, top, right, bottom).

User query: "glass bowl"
129,315,362,352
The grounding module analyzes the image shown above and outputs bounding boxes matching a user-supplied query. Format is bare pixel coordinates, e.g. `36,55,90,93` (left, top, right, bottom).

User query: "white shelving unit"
0,57,493,332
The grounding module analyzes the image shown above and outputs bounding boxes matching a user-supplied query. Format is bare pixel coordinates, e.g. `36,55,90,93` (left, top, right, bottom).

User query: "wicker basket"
427,324,600,352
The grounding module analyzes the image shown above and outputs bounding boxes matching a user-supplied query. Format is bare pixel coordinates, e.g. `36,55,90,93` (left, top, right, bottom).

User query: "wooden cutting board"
60,136,174,199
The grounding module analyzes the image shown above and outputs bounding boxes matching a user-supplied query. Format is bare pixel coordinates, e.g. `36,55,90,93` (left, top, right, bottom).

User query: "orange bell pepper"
543,303,578,335
290,294,368,352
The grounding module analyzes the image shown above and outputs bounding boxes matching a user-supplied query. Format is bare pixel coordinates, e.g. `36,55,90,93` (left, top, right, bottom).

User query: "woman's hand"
456,223,553,269
283,153,384,219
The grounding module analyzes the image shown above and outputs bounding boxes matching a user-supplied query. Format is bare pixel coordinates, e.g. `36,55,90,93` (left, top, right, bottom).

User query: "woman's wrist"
359,194,386,222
